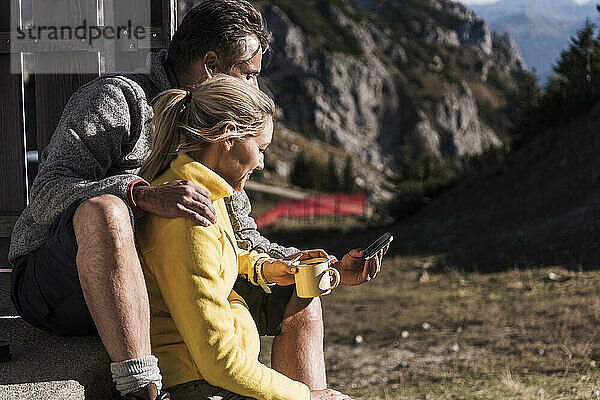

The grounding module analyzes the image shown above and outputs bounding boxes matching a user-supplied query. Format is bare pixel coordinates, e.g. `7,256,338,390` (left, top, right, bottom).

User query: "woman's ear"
222,123,237,151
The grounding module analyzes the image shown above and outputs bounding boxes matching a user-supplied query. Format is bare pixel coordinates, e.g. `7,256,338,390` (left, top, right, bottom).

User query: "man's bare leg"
73,195,158,398
271,293,327,390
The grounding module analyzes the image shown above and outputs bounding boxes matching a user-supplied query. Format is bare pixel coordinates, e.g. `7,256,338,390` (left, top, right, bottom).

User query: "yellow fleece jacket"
136,153,310,400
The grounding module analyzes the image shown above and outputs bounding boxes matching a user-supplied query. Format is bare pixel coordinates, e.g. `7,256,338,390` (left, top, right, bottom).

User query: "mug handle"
326,267,341,290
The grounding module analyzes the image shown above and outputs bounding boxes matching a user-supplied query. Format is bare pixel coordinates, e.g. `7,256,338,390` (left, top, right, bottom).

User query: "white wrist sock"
110,355,163,396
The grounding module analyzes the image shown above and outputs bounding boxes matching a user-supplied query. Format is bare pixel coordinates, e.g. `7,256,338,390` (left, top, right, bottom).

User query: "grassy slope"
251,124,381,190
386,101,600,271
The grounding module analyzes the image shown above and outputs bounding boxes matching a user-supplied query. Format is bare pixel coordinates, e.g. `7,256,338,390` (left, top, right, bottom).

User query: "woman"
136,74,312,400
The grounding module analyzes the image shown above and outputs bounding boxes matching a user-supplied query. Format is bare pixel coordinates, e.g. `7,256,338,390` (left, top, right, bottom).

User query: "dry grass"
261,255,600,399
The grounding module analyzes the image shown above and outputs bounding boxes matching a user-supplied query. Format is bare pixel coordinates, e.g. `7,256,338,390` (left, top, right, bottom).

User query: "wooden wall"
0,0,176,267
0,0,27,266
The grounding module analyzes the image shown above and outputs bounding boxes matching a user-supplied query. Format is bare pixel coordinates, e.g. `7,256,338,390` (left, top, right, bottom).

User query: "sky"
460,0,593,4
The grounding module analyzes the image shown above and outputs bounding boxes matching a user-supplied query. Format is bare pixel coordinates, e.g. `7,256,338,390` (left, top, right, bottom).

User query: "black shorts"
11,196,294,337
10,195,135,336
233,277,294,337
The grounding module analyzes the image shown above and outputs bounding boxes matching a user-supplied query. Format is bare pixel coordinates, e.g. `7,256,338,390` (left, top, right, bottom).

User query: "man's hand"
134,180,217,226
337,245,388,286
311,389,354,400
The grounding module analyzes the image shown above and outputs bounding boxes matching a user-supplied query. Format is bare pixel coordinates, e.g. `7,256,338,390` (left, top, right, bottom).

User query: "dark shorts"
11,195,294,337
167,379,255,400
233,277,294,337
10,195,135,336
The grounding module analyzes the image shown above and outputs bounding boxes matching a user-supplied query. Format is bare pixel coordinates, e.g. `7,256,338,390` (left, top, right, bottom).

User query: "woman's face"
220,118,273,191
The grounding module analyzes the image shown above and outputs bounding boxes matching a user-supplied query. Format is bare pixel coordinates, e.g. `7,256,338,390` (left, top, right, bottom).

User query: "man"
9,1,385,399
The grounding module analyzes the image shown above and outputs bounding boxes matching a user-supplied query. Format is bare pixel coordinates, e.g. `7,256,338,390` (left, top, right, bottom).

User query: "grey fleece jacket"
9,50,297,263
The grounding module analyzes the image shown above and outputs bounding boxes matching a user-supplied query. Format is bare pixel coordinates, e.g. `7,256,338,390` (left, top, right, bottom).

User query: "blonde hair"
139,74,275,182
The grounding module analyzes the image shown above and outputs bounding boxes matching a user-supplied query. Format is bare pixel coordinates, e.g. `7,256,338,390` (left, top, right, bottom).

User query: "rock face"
492,31,527,73
259,0,526,199
417,85,501,158
263,5,402,173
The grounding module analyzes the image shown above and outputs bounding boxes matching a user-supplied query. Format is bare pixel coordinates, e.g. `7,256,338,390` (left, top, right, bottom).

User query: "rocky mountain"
180,0,529,203
468,0,600,83
255,0,528,202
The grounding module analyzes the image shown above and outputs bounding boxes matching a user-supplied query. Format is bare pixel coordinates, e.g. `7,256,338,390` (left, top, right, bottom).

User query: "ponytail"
138,89,189,181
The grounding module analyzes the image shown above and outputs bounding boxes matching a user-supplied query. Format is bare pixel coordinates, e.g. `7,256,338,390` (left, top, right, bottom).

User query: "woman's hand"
261,255,301,286
262,249,330,286
286,249,329,262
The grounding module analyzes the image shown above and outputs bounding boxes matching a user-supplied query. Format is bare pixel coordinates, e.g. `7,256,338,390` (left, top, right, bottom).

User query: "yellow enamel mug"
294,257,340,298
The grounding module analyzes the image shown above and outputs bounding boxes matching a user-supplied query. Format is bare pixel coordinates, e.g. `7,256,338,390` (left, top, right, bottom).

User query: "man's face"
179,35,263,90
221,35,262,88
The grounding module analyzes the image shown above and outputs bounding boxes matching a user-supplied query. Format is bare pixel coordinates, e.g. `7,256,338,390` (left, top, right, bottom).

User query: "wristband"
127,178,150,216
255,257,276,294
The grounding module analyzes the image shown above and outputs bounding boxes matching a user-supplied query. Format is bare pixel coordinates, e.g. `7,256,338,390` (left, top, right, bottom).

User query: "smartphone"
363,232,393,260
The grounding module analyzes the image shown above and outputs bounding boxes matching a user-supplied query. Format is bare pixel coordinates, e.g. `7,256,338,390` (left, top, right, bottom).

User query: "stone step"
0,272,119,400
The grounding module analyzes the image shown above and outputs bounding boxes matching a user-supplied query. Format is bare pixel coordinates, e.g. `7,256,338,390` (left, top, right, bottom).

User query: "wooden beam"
105,0,151,73
104,0,175,73
32,0,100,152
0,214,17,266
0,0,27,254
0,239,9,267
163,0,177,45
0,216,19,238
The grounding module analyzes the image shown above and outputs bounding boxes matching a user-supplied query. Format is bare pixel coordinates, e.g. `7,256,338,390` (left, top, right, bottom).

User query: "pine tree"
513,15,600,143
422,152,443,182
342,156,356,192
290,153,312,189
395,145,414,181
552,18,600,114
512,68,542,147
290,153,335,191
326,154,340,192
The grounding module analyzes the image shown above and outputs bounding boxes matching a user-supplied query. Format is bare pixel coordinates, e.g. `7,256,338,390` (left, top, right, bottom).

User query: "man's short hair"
168,0,270,76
